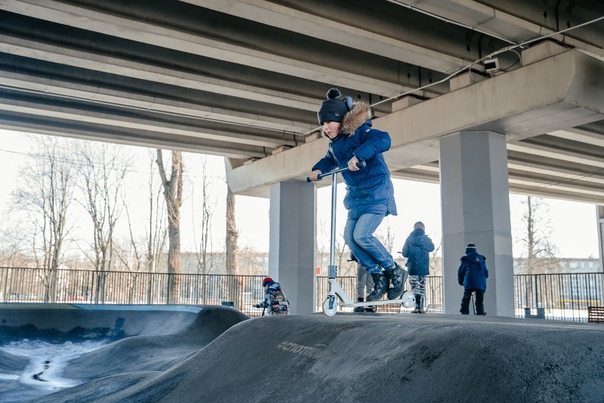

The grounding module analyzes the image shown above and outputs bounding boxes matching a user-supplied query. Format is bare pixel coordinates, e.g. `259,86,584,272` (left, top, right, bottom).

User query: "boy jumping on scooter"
308,88,407,301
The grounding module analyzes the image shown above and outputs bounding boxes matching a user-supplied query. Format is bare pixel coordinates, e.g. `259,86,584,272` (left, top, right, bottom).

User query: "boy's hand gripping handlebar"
306,160,366,182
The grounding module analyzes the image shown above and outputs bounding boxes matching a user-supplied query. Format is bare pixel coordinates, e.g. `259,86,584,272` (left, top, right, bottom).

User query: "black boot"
460,290,471,314
366,272,387,301
413,295,421,313
354,297,365,312
384,263,407,300
418,296,426,314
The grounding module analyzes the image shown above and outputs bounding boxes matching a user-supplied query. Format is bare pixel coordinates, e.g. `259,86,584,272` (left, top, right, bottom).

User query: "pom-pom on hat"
317,88,350,125
465,243,477,254
262,277,273,286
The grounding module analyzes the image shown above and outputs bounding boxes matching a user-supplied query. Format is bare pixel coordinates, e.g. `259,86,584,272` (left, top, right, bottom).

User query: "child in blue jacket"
458,243,489,315
308,88,407,301
402,221,435,313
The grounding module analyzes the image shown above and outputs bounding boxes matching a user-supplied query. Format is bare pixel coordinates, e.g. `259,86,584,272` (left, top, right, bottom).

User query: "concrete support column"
597,206,604,273
597,206,604,305
440,131,514,317
269,181,316,315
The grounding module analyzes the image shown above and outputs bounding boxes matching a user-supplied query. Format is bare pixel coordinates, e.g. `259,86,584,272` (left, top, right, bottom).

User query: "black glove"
254,304,260,308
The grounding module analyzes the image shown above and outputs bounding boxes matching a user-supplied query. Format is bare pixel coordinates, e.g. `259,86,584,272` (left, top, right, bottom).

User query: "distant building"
514,257,601,275
560,258,602,273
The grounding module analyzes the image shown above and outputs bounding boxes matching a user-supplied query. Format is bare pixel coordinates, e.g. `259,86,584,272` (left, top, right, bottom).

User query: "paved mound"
32,313,604,403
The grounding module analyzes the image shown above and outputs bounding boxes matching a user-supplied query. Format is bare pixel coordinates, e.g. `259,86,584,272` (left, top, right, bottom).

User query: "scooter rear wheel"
400,290,415,308
323,297,338,316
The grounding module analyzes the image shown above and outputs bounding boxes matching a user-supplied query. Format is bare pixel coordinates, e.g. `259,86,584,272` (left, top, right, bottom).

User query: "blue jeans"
344,213,394,274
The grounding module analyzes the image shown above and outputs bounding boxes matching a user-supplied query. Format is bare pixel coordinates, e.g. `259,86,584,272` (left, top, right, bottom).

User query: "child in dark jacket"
308,88,407,302
255,277,290,316
458,243,489,315
401,221,435,313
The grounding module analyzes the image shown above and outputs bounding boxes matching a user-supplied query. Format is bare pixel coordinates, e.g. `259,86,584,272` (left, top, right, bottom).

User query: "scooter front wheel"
400,290,415,308
323,297,339,316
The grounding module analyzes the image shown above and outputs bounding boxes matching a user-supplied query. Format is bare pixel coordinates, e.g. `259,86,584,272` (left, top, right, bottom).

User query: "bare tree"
225,185,243,307
13,135,75,302
115,153,168,303
335,234,350,275
0,225,29,267
115,176,167,304
225,186,238,275
316,219,351,276
113,234,142,304
429,242,443,276
77,142,130,302
237,246,267,275
376,218,395,256
516,196,561,274
316,219,329,276
145,154,168,276
192,156,216,274
156,149,183,303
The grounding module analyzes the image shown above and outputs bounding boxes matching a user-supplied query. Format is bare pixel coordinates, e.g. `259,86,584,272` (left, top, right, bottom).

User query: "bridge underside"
0,0,603,203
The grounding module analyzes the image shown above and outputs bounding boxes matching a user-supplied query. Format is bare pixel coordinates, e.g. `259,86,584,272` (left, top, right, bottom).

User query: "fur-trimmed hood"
311,99,396,219
322,101,372,138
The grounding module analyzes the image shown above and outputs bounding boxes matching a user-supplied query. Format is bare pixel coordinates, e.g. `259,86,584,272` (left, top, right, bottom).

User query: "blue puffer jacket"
457,252,489,291
311,102,397,219
401,228,435,276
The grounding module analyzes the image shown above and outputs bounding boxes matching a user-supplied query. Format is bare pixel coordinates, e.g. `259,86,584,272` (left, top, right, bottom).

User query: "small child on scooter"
308,88,407,301
255,277,290,316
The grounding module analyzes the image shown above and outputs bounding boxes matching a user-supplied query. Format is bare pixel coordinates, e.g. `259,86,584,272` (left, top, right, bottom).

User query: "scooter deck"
343,297,411,307
323,289,415,316
336,289,415,309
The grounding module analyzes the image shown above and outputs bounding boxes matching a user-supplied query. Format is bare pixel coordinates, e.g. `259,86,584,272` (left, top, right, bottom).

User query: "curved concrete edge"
0,303,230,340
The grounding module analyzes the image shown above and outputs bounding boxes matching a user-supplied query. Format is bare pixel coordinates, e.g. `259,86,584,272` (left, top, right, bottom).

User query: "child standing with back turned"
458,243,489,315
401,221,435,313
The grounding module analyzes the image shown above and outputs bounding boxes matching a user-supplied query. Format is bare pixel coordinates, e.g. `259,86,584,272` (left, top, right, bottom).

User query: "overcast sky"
0,130,599,259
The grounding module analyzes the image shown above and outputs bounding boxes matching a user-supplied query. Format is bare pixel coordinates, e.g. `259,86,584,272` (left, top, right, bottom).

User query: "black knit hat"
465,243,477,254
317,88,350,125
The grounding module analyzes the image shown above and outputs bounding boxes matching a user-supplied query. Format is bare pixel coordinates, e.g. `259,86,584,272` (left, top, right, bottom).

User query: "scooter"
308,164,415,316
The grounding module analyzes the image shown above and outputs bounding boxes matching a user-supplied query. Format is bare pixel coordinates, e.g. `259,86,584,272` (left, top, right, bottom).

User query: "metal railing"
0,267,267,317
514,273,603,322
1,267,602,321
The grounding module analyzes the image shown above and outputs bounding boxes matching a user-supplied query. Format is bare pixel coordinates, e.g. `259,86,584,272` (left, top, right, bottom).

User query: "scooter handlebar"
306,160,366,182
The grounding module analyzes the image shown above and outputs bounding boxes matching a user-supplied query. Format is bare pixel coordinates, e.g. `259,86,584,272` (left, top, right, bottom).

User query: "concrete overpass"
1,0,603,316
